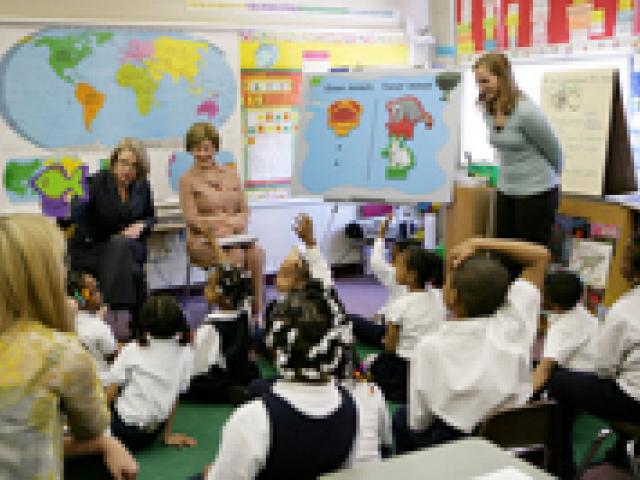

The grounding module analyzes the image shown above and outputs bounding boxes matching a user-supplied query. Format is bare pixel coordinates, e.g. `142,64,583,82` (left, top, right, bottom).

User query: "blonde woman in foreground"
0,214,137,480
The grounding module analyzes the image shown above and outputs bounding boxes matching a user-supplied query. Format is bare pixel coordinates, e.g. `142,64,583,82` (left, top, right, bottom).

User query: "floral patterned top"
0,320,110,480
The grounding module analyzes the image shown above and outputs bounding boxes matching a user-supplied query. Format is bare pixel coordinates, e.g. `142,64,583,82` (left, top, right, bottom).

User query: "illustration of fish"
30,165,87,200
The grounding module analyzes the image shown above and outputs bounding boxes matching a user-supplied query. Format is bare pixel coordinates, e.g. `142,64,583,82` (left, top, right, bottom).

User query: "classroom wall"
0,0,404,29
0,0,424,282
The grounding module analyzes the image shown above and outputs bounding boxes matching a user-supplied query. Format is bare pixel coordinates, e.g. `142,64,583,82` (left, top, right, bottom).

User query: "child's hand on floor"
164,433,198,448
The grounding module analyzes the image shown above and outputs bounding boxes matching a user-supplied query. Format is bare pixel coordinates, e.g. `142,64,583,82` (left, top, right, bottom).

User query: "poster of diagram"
293,70,461,202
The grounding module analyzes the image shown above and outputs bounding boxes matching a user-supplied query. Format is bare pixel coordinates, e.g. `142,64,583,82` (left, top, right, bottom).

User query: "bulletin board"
456,0,639,55
239,32,409,200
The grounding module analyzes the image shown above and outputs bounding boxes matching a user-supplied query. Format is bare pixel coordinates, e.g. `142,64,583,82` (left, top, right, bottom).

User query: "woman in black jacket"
68,138,155,334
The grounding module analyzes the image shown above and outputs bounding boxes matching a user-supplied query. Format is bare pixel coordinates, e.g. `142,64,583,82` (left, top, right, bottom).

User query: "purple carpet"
181,275,388,329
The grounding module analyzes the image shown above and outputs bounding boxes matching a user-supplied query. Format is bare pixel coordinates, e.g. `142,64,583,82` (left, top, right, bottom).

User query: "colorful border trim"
187,1,397,18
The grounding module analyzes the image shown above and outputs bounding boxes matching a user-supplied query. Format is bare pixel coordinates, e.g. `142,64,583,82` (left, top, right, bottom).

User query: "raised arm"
449,237,550,289
294,213,333,288
370,215,397,288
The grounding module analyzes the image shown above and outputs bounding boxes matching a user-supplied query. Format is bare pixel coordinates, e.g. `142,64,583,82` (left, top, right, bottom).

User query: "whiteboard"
0,23,240,216
293,69,461,203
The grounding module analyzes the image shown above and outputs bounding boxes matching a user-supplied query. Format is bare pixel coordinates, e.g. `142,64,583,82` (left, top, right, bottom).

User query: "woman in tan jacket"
179,122,264,316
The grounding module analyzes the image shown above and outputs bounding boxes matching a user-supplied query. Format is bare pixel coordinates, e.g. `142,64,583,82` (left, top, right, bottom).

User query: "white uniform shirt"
409,279,540,433
75,311,116,384
370,238,408,319
192,311,240,375
207,380,391,480
108,338,193,426
386,289,446,360
302,245,333,289
346,381,392,464
543,304,598,372
592,286,640,402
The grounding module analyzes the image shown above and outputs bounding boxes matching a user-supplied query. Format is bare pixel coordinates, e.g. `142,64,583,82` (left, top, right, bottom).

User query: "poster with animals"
293,69,461,202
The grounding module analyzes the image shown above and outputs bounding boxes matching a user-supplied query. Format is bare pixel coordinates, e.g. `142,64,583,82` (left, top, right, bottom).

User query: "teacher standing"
474,52,562,246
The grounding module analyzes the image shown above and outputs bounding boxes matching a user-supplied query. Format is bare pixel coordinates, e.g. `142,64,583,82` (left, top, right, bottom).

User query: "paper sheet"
472,467,533,480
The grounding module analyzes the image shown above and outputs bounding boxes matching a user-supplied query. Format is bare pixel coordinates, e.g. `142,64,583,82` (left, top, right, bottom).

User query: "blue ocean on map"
0,28,237,148
301,74,451,195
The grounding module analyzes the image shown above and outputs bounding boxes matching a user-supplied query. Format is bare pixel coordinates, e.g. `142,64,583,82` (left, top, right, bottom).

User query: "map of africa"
0,28,237,148
295,71,461,202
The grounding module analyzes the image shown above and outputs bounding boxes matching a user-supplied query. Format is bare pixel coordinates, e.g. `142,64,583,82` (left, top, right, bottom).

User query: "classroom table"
320,438,555,479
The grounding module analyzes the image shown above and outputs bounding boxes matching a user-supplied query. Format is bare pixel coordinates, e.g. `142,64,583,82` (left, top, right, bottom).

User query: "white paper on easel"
541,69,614,196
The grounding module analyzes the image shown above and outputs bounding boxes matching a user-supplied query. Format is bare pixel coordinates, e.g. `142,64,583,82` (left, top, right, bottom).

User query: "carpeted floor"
119,276,626,479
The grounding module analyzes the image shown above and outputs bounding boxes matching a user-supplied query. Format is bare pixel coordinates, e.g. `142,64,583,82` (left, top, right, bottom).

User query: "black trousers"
547,367,640,479
370,353,408,403
392,405,466,455
64,455,112,480
110,408,166,452
496,187,558,247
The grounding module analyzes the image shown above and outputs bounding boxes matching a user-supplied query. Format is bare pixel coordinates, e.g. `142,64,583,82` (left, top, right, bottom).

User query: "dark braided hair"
138,295,190,346
213,263,252,310
267,279,350,382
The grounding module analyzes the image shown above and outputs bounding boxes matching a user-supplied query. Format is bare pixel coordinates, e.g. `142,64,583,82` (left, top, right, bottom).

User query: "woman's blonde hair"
0,215,71,334
109,137,150,180
185,122,220,153
473,52,521,116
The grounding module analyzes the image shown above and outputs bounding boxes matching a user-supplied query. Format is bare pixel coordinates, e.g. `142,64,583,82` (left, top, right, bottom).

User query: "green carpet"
135,403,235,480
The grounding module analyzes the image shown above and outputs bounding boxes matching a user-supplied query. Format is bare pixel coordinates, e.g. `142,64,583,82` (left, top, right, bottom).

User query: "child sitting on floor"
394,237,549,454
184,236,259,403
201,279,389,480
351,214,421,347
67,271,117,385
532,270,598,394
368,244,445,403
106,295,196,451
256,213,334,353
547,234,640,479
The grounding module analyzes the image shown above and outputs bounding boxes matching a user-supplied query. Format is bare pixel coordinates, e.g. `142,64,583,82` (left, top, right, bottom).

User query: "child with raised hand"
254,213,334,356
106,295,196,451
67,271,117,385
351,214,421,347
201,279,388,480
532,270,598,394
368,244,446,403
185,230,259,403
394,237,549,454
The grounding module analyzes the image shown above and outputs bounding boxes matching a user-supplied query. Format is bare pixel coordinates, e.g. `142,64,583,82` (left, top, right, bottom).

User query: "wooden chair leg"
627,439,639,480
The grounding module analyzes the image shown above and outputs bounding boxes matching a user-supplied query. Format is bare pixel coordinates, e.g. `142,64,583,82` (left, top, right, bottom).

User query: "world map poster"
0,26,241,215
293,70,461,203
